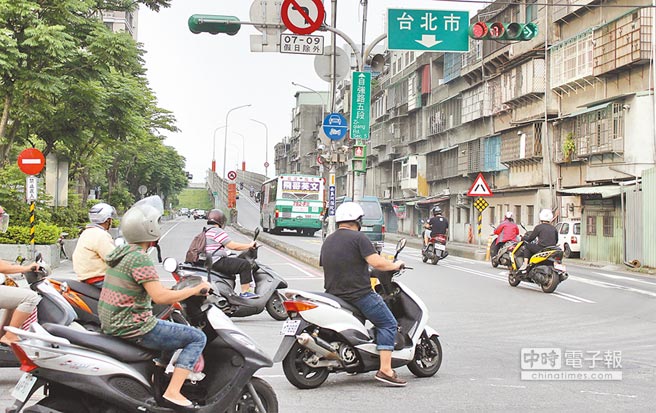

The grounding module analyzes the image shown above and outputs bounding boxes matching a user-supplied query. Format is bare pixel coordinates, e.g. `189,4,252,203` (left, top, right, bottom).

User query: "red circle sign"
264,161,270,168
17,148,45,175
227,170,237,181
281,0,325,35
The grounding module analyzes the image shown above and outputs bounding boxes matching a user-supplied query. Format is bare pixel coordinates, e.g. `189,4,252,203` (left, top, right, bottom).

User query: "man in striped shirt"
205,209,259,298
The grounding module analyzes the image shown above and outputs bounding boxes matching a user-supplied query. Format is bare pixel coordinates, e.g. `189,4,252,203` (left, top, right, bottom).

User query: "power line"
432,0,655,9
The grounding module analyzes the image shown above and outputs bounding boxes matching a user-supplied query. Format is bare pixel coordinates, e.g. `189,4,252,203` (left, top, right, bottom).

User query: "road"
2,195,655,412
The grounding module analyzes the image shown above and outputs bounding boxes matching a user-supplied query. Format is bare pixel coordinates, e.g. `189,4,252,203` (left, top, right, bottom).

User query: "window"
603,215,613,237
457,207,462,224
527,205,534,225
559,223,570,234
526,0,538,22
410,164,417,179
586,216,597,235
514,205,522,224
573,223,581,235
489,206,496,223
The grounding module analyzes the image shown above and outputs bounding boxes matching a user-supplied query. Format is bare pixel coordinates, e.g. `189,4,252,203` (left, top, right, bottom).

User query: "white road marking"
488,384,526,389
284,262,321,278
593,271,656,286
570,276,656,298
579,390,637,398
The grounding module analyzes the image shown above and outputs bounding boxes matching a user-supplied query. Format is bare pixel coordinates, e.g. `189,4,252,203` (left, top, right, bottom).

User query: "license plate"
11,373,37,403
436,244,446,251
280,319,301,336
361,227,373,232
554,263,566,272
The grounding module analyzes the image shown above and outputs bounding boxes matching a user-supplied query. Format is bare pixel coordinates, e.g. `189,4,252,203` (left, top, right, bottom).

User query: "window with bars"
550,30,594,88
427,96,461,135
603,215,613,237
575,103,624,155
586,215,597,235
482,135,504,171
514,205,522,225
526,0,538,22
489,206,496,223
527,205,535,225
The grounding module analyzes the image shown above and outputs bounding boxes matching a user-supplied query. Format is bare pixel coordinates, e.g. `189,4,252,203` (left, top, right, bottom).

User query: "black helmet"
432,206,442,216
207,209,226,228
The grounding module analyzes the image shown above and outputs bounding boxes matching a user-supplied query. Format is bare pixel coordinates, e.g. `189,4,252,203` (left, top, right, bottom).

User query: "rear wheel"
407,334,442,377
228,377,278,413
266,292,288,321
541,269,560,293
508,272,521,287
282,342,330,389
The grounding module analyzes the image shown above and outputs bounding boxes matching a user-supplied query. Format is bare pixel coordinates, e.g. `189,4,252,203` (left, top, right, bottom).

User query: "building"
100,9,138,39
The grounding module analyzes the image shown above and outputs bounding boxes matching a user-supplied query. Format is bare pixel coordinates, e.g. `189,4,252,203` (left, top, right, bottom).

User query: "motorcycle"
508,236,569,293
273,239,442,389
177,228,289,321
489,223,524,269
422,233,447,265
5,266,278,413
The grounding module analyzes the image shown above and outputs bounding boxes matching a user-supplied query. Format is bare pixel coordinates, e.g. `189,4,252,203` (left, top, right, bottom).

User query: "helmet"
120,196,163,243
432,206,442,216
539,208,553,222
335,202,364,228
504,211,514,219
0,206,8,233
207,209,226,228
89,203,117,224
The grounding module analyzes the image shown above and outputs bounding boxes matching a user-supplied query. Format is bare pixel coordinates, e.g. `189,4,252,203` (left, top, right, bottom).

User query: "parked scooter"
273,239,442,389
5,267,278,413
508,235,569,293
178,228,289,321
422,233,448,265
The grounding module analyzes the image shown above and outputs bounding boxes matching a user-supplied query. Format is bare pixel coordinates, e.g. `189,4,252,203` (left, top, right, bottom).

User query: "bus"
260,174,324,236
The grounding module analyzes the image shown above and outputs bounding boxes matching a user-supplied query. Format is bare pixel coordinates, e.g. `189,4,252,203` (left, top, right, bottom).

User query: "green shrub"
0,222,61,244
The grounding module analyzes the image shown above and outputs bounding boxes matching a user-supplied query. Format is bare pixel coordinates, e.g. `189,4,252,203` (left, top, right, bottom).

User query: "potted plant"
562,132,576,161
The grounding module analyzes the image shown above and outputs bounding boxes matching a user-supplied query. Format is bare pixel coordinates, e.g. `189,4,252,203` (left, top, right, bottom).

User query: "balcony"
501,125,543,165
550,29,597,96
501,59,545,107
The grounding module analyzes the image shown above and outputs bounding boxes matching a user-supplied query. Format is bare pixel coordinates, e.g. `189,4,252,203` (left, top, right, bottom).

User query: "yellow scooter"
508,239,568,293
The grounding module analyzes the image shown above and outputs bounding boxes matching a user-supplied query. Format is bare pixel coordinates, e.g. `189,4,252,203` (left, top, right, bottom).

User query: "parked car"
193,209,207,220
555,219,581,258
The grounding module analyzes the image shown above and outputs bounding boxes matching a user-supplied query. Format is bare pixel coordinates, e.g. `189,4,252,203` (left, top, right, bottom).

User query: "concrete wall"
0,244,61,269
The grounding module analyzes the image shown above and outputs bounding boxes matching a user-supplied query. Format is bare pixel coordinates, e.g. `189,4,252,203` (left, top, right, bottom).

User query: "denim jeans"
352,291,397,351
133,319,206,371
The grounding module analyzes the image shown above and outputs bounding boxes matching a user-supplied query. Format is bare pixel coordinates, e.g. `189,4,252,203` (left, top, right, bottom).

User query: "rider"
423,206,449,256
98,196,210,409
204,209,259,299
518,208,559,272
320,202,407,387
491,211,520,257
72,202,117,287
0,206,40,346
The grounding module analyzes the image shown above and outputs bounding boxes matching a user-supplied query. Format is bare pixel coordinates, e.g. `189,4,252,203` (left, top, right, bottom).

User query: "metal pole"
212,125,226,172
232,132,245,171
223,104,251,179
29,201,35,259
250,119,269,177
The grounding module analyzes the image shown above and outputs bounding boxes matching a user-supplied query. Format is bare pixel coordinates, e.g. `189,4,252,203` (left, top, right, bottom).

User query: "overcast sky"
137,0,481,182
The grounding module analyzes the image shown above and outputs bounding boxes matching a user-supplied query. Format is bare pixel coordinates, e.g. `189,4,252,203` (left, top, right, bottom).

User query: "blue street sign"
328,185,336,216
322,113,348,141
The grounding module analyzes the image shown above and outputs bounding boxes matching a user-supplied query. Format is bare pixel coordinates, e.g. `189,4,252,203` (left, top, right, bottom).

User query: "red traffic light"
468,22,488,40
488,22,506,39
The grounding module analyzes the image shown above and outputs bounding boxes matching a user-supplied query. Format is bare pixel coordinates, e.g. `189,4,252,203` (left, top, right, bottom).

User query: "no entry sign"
17,148,45,175
281,0,325,35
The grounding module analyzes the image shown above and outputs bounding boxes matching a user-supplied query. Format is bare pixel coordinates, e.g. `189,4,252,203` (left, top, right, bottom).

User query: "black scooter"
178,228,289,321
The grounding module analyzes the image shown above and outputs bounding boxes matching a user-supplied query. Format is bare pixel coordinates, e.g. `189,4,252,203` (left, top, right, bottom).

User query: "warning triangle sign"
467,173,493,197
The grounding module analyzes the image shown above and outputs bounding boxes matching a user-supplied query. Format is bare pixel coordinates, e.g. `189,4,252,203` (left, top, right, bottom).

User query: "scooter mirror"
253,227,260,241
162,257,178,272
115,237,126,246
396,239,406,252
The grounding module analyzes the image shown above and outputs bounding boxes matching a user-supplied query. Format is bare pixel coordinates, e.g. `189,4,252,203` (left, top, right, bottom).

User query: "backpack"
185,227,207,263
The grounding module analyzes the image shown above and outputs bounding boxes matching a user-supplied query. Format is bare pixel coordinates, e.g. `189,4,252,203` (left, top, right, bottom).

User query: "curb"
232,224,320,268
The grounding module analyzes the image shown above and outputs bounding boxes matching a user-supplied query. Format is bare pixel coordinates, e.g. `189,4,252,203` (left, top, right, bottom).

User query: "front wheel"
508,272,521,287
228,377,278,413
266,292,288,321
541,270,560,293
282,341,330,389
407,334,442,377
491,256,499,268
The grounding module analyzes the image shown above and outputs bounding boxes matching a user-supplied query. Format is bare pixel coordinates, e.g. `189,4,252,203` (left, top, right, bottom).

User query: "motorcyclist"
518,208,559,272
204,209,259,299
72,202,117,287
491,211,520,257
98,196,210,410
0,206,40,346
320,202,407,387
249,185,254,197
423,206,449,257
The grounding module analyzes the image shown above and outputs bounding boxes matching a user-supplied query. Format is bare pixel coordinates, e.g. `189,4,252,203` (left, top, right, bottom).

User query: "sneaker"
374,370,407,387
239,291,259,299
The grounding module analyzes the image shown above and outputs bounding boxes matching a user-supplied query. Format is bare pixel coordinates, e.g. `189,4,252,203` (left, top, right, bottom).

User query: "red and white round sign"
17,148,45,175
280,0,325,35
227,170,238,181
264,161,270,168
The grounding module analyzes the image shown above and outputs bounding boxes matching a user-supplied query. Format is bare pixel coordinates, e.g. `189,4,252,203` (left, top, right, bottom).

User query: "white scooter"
273,239,442,389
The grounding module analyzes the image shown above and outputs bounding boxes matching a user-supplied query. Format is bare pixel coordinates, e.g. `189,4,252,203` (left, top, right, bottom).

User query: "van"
325,196,385,250
555,219,581,258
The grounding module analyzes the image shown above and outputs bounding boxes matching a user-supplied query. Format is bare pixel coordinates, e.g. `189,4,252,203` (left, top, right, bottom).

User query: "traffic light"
188,14,241,36
468,22,538,41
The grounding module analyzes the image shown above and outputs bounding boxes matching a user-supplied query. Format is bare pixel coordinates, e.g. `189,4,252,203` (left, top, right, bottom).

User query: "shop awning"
558,185,621,199
563,102,611,119
440,145,458,153
417,195,450,205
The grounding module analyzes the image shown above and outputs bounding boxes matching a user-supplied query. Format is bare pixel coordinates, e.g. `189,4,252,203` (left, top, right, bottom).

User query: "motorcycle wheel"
491,256,499,268
282,341,329,389
540,270,560,293
228,377,278,413
431,253,440,265
422,252,428,263
508,272,521,287
266,292,288,321
407,334,442,377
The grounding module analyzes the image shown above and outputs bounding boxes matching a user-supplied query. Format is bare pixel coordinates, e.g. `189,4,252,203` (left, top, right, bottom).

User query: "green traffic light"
521,22,538,40
188,14,241,36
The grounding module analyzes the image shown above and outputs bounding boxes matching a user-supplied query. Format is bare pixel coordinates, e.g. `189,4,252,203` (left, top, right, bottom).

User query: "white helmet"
539,208,553,222
335,202,364,226
504,211,513,219
120,196,163,243
89,203,117,224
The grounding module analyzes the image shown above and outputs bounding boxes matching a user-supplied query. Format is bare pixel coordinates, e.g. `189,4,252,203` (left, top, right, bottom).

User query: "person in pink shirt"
492,211,520,257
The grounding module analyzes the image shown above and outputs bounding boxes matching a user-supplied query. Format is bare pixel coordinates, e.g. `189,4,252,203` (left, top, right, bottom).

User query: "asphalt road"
2,197,655,412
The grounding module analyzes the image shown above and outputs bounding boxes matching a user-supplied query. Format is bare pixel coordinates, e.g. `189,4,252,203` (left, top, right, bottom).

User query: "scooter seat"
42,323,157,363
54,279,101,300
311,292,366,323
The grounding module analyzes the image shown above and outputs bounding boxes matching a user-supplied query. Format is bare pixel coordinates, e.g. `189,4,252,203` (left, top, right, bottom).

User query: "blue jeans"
133,319,206,371
352,291,397,351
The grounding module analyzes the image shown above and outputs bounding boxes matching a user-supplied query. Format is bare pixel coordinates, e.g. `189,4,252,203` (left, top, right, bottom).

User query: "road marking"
488,384,526,389
284,262,321,278
593,271,656,286
261,246,322,277
580,390,637,398
553,291,596,304
570,276,656,298
159,222,180,241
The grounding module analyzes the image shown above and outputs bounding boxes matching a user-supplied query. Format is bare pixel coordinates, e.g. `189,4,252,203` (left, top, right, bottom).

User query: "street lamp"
250,118,269,177
232,131,246,171
223,104,251,179
291,81,328,113
212,125,226,172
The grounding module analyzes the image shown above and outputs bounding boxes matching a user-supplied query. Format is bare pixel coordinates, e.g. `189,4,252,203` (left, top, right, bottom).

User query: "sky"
137,0,482,183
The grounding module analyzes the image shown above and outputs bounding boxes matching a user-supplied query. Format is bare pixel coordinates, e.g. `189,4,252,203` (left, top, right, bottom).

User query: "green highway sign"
387,9,470,52
350,71,371,140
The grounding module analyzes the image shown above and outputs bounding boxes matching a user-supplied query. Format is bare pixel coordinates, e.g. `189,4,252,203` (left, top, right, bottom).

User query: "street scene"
1,0,656,412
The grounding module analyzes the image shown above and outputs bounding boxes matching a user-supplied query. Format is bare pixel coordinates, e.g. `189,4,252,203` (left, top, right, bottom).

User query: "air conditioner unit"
383,189,391,198
456,193,470,208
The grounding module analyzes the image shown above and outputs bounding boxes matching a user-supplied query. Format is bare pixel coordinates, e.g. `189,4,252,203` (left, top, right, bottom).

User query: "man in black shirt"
519,208,559,271
321,202,406,387
424,206,449,255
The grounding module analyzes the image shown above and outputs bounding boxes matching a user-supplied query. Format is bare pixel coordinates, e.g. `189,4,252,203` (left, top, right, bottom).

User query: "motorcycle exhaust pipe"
297,333,340,360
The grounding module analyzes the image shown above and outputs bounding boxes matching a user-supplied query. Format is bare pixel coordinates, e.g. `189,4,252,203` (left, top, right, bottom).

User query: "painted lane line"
570,276,656,298
159,222,180,241
593,271,656,286
284,262,321,278
554,291,596,303
488,384,526,389
258,245,322,277
579,390,637,398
